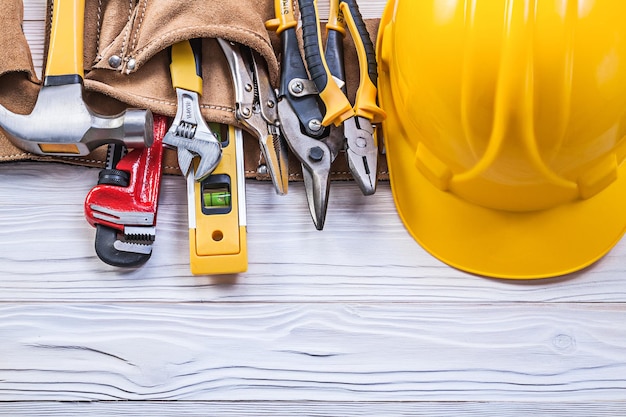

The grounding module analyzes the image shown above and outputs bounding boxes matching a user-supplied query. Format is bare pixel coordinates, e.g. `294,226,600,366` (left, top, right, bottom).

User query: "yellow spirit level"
187,124,247,274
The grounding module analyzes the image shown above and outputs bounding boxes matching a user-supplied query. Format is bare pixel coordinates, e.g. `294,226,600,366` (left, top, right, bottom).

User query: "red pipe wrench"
84,114,167,267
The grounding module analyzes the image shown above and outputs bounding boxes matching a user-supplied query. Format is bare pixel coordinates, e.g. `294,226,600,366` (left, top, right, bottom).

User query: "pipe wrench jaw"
87,193,156,267
87,189,156,267
94,224,154,268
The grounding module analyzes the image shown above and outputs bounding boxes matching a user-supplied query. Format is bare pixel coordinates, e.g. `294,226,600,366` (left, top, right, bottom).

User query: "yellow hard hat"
376,0,626,279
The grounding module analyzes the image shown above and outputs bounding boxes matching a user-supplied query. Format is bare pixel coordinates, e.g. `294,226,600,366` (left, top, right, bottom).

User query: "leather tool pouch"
0,0,42,163
0,0,388,181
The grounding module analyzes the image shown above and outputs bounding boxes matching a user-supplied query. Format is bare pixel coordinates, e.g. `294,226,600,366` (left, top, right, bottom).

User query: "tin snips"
266,0,386,230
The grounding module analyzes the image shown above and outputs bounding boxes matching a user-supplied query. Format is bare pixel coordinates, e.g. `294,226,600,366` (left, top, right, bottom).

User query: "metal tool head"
163,88,222,181
0,83,153,156
343,116,378,195
252,61,290,196
235,106,288,195
86,146,158,268
257,127,289,195
301,157,331,230
256,70,290,194
217,38,289,195
278,99,332,229
94,224,154,267
165,134,222,181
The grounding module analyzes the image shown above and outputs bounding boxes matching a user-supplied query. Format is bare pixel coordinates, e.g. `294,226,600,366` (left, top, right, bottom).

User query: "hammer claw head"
0,84,153,155
120,108,154,149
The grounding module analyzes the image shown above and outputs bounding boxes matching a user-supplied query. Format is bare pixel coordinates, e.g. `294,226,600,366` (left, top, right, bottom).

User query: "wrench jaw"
163,89,222,181
164,133,222,181
94,225,153,268
87,204,157,266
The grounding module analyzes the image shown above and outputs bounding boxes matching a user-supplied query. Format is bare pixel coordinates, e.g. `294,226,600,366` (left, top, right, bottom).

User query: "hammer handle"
44,0,85,84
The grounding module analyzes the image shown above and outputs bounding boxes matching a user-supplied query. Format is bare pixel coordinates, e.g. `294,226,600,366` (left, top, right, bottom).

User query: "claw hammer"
0,0,153,155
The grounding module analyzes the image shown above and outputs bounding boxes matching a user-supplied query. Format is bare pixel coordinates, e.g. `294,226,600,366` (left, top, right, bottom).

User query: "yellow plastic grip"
341,2,386,124
318,83,354,127
265,0,298,34
298,0,353,126
326,0,347,35
170,41,203,94
45,0,85,78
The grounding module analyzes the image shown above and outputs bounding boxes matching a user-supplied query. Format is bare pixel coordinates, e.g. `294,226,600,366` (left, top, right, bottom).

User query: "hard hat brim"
383,122,626,279
376,0,626,279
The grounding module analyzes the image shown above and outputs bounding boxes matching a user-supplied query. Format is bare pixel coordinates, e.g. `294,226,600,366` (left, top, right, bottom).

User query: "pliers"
217,38,289,195
163,39,222,182
267,0,386,230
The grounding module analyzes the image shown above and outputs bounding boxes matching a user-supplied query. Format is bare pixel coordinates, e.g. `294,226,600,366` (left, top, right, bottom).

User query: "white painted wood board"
1,0,626,414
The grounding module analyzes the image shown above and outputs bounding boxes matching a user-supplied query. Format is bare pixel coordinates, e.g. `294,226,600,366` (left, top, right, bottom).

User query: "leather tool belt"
0,0,387,181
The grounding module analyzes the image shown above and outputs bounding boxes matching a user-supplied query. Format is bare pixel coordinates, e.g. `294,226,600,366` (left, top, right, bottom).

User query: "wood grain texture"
1,303,625,401
2,163,626,303
2,401,626,417
22,0,45,19
2,0,626,413
22,0,46,78
0,401,624,417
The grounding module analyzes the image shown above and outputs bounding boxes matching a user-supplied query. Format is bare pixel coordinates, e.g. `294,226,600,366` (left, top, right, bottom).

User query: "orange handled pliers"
267,0,386,230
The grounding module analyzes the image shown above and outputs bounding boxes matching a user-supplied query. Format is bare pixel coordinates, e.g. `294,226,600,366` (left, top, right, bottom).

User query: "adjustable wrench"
163,39,222,182
84,115,167,267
